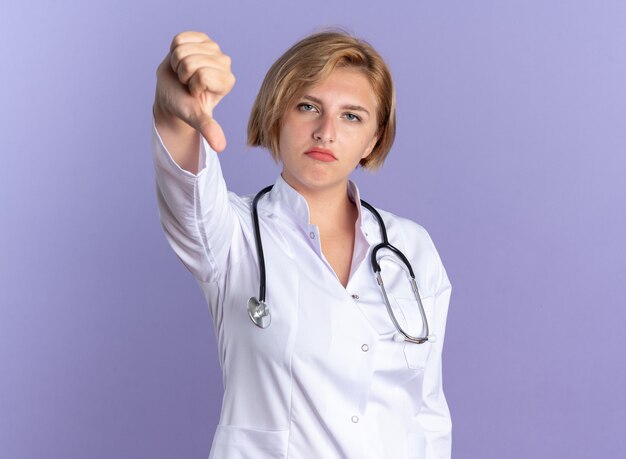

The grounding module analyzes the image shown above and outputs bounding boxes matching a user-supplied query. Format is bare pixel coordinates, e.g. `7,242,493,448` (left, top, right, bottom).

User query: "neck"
309,189,357,234
282,176,358,233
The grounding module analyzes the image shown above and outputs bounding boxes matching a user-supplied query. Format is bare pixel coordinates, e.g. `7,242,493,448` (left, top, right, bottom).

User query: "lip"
304,147,337,162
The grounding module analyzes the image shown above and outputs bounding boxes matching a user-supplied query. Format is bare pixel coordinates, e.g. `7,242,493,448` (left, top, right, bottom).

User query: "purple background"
2,1,625,457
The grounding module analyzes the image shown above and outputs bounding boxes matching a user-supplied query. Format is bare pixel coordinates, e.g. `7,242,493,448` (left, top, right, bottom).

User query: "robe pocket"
393,296,434,370
209,425,289,459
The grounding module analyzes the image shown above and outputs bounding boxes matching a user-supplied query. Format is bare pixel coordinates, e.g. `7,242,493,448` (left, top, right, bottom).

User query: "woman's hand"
154,31,236,154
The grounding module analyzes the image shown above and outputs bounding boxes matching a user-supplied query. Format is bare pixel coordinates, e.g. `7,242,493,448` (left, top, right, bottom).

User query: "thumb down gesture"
154,31,235,153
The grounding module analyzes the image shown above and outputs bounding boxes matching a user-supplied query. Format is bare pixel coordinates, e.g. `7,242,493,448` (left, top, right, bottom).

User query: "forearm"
152,121,236,283
153,102,201,174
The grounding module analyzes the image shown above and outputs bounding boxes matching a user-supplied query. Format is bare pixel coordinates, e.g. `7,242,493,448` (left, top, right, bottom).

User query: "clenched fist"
154,31,236,155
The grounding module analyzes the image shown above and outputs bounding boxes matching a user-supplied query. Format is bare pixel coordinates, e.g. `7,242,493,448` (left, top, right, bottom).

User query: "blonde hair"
247,30,396,170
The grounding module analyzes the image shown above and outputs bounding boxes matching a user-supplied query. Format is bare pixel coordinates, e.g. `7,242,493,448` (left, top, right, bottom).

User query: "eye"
344,112,361,122
298,103,318,113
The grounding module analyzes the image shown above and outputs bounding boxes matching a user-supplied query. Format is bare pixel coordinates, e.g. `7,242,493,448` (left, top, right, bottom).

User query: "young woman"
153,30,452,459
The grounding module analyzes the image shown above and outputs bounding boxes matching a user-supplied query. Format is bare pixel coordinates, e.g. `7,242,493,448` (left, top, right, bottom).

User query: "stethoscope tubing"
360,200,416,278
249,185,432,343
251,185,274,303
361,200,430,343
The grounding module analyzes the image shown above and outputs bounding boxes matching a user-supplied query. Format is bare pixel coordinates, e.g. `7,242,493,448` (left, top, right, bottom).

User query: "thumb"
196,115,227,153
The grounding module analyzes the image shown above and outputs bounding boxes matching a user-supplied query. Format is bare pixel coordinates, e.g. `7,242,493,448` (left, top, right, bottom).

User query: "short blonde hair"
247,30,396,170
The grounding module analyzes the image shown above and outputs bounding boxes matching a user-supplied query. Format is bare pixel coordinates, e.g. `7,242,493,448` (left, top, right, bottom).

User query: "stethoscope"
247,185,435,344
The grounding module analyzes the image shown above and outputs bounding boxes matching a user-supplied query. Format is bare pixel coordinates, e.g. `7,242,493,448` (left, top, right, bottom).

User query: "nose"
313,114,336,143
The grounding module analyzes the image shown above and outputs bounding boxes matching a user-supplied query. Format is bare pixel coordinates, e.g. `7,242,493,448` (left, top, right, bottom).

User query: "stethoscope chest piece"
248,297,271,328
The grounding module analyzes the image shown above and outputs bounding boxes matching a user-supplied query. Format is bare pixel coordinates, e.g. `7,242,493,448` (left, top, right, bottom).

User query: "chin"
282,164,347,195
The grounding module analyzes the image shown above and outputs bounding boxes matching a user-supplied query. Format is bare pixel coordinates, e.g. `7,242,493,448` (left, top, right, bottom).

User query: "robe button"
351,294,359,300
309,232,315,239
361,344,369,352
351,415,359,423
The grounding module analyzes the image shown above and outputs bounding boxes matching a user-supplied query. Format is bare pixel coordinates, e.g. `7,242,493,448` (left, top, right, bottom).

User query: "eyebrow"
301,95,371,116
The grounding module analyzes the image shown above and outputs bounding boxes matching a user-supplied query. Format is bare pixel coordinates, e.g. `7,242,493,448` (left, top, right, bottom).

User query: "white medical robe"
153,126,452,458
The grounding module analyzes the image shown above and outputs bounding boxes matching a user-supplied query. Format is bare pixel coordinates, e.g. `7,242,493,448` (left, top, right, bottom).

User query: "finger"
176,53,232,86
187,67,236,99
196,115,227,153
170,41,222,74
169,31,213,52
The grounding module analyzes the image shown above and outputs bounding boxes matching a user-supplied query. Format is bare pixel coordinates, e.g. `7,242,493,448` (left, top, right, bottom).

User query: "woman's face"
278,67,379,197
